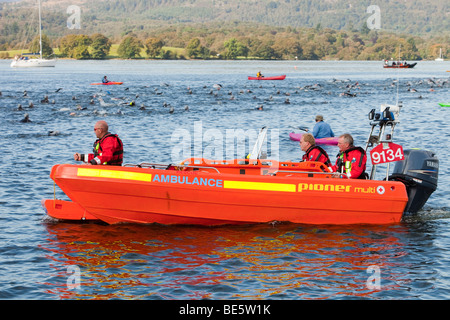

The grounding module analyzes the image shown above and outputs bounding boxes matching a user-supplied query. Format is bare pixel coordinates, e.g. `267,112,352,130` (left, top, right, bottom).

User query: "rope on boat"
53,181,56,208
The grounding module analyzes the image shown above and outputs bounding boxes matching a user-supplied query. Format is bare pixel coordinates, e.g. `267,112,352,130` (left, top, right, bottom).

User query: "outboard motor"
389,149,438,213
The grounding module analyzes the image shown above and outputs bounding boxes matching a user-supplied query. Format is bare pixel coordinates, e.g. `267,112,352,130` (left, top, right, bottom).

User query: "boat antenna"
395,46,400,105
38,0,42,59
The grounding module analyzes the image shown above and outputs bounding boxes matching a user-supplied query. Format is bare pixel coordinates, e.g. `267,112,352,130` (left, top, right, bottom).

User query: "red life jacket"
302,145,332,167
91,133,123,166
332,146,367,179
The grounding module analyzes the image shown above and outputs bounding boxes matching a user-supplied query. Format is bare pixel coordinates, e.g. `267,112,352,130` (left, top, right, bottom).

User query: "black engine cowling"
389,149,438,214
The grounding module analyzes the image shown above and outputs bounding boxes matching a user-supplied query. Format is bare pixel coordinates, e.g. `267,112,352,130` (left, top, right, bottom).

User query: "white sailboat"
435,48,444,62
11,0,56,68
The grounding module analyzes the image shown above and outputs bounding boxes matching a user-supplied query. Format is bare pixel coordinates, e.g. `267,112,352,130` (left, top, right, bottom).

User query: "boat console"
366,102,438,214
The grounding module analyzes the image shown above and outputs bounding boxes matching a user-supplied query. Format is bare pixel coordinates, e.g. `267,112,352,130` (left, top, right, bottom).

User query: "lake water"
0,59,449,302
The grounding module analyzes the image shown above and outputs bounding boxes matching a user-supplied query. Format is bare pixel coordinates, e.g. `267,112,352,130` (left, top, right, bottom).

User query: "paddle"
298,126,309,132
290,125,309,132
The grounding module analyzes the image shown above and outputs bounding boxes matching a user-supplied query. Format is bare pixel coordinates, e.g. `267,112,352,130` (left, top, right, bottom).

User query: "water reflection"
41,221,434,300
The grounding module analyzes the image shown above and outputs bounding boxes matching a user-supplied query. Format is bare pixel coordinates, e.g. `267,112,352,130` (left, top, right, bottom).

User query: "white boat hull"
11,58,56,68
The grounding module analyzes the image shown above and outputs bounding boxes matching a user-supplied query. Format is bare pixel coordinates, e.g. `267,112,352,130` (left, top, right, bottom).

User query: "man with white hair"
332,133,367,179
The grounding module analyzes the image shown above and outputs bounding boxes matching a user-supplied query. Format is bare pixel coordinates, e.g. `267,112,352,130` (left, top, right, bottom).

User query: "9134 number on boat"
370,142,405,165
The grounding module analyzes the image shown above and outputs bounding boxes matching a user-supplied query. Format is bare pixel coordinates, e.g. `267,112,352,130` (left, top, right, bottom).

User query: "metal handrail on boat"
178,164,221,173
180,157,276,167
123,163,172,169
272,170,348,178
123,160,338,177
123,162,221,173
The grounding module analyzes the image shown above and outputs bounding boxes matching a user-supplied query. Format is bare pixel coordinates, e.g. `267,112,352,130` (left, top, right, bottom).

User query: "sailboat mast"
38,0,42,59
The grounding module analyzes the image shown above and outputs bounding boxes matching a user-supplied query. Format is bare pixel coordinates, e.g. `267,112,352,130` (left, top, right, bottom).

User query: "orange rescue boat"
42,104,438,226
43,159,408,225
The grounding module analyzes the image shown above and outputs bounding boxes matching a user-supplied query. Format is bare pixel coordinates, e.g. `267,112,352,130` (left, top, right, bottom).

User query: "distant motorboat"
383,60,416,69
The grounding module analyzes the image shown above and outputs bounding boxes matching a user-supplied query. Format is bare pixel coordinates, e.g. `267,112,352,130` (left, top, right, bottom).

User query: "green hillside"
84,0,448,35
0,0,448,60
2,0,449,38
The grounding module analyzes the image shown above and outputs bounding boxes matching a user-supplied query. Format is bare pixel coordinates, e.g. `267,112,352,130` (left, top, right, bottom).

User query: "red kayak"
289,132,338,145
90,82,123,85
248,75,286,80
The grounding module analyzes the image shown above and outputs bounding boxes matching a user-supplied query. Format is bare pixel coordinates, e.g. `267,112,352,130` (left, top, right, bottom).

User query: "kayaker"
102,76,110,84
332,133,367,179
74,120,123,166
312,115,335,139
300,133,332,171
256,71,263,78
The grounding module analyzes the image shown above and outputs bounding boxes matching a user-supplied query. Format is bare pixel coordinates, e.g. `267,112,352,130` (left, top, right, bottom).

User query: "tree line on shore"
1,24,447,61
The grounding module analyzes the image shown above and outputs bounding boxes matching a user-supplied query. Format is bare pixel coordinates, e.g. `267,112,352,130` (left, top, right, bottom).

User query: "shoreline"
1,56,445,62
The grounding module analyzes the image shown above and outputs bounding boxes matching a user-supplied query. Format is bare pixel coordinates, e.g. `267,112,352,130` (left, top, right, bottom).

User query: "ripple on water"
1,60,449,300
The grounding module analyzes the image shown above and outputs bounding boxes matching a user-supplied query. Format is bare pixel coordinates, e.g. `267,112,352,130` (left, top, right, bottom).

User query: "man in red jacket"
332,133,367,179
74,120,123,166
300,133,332,171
